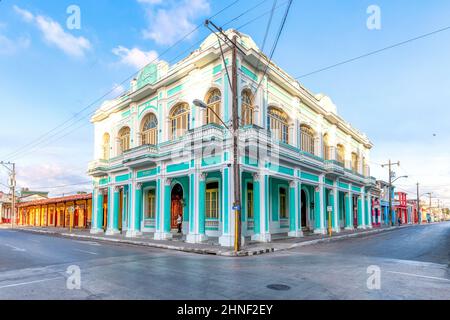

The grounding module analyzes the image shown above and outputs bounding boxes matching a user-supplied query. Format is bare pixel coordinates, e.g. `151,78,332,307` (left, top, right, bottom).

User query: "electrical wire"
295,25,450,79
1,0,243,161
6,0,287,162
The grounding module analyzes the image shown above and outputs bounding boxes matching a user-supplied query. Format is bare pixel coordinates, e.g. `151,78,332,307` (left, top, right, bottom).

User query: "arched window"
362,157,368,176
351,152,359,172
170,103,190,139
102,133,110,160
300,125,315,155
118,127,131,155
242,89,254,126
323,133,330,160
337,144,345,164
267,106,289,143
141,113,158,145
205,89,221,125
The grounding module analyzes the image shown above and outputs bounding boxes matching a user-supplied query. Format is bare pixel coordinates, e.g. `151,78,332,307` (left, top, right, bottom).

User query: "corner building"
88,30,377,247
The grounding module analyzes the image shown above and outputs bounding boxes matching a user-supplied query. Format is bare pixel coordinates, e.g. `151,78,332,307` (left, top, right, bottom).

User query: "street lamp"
419,192,432,223
193,99,230,130
389,175,408,226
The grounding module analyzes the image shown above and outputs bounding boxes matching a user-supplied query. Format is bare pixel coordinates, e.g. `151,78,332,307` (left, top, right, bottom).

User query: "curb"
12,225,412,257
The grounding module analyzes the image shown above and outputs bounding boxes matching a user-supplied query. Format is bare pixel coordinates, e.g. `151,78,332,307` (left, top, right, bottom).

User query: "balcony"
87,159,110,177
123,144,159,167
324,160,345,176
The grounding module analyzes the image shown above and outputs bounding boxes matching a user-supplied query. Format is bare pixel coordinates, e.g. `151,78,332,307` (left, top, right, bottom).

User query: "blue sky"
0,0,449,205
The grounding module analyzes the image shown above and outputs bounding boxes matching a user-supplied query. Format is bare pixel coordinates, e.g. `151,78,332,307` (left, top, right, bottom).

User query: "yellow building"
18,194,92,229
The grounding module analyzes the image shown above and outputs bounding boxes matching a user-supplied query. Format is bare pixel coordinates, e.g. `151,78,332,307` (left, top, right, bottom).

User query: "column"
366,193,372,228
187,172,208,244
91,188,103,234
332,183,340,232
219,167,233,246
251,171,271,242
345,192,353,230
154,178,173,240
314,182,326,234
199,174,206,236
297,180,302,230
108,187,119,235
288,180,302,237
126,182,142,238
135,183,143,233
327,189,336,233
357,196,365,229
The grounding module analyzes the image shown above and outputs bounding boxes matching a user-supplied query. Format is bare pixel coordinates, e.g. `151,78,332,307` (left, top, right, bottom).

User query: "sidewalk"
10,224,413,257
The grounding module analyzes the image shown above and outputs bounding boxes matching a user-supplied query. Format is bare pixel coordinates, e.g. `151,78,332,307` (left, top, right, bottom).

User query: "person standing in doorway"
177,214,182,233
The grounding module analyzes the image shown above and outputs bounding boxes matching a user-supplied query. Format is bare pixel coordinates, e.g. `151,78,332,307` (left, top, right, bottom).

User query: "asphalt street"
0,222,449,300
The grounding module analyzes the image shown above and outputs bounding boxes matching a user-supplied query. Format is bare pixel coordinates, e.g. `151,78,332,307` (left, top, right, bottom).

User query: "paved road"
0,223,449,300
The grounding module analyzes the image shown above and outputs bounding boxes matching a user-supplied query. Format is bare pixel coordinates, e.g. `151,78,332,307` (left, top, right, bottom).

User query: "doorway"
301,189,307,228
118,189,123,231
171,183,183,230
353,195,358,228
103,194,108,231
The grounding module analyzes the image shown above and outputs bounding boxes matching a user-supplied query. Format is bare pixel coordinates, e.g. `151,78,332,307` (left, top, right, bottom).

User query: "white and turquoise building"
88,30,378,247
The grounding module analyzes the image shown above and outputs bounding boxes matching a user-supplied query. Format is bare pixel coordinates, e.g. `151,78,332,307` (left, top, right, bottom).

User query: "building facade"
0,192,12,224
88,30,377,247
17,193,92,228
394,192,408,224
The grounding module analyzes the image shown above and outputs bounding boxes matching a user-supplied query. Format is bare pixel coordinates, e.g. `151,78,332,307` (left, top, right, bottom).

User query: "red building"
407,200,419,224
395,192,408,224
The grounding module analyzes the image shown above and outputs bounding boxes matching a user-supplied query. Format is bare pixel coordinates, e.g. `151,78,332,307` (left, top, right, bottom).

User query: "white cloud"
0,33,30,55
112,45,158,69
137,0,164,4
15,163,91,197
14,5,91,57
13,5,34,23
139,0,210,45
371,139,450,207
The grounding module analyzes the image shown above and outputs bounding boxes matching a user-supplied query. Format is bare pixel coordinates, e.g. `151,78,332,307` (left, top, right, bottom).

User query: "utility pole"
1,161,16,229
231,34,242,252
416,183,420,225
429,193,432,222
381,160,400,226
202,20,245,252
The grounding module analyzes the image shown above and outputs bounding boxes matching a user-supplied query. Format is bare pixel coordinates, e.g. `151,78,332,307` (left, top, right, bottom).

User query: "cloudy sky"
0,0,449,206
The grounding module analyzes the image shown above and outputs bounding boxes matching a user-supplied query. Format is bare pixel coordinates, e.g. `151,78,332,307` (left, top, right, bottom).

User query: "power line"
1,0,243,161
6,0,283,162
295,25,450,79
25,181,92,190
247,0,293,111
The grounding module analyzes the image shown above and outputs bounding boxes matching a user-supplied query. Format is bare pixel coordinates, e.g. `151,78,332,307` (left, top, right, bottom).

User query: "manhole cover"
266,284,291,291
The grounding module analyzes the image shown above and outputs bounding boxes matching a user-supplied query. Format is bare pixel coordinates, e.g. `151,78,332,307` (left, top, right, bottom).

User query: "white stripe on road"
74,249,98,255
73,240,101,246
2,244,26,252
30,239,40,243
387,271,450,282
0,277,61,289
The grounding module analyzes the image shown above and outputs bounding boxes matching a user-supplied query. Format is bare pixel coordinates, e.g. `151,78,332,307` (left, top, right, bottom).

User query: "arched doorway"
171,183,183,230
301,189,308,228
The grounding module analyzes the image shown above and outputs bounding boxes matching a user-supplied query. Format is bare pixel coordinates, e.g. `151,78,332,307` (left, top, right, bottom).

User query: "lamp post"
389,174,408,226
418,191,431,224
